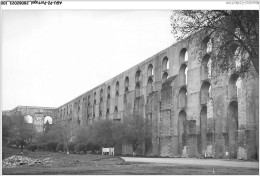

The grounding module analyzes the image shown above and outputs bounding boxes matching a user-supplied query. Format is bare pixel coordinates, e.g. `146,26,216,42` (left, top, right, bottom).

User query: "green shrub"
27,143,38,152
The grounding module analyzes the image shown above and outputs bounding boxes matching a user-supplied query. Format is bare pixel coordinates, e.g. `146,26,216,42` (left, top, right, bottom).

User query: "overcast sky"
2,10,174,110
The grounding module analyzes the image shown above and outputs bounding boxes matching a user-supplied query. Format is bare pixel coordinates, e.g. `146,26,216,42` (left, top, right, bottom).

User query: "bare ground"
2,147,259,175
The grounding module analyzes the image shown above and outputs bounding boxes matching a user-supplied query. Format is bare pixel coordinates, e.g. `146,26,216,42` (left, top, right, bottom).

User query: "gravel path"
121,157,259,168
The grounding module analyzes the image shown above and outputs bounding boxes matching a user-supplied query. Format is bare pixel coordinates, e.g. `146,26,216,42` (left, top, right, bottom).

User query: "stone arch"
99,96,103,110
24,115,33,123
116,81,119,91
162,57,169,71
135,70,141,82
200,81,211,105
100,89,103,99
107,85,111,94
124,87,129,94
99,110,102,119
78,100,81,111
228,101,238,159
125,76,129,88
178,110,188,156
135,82,140,89
116,81,119,97
147,77,153,94
148,64,154,77
162,72,168,83
201,54,212,80
124,87,129,102
106,109,110,120
228,73,241,99
114,106,118,119
202,36,213,53
44,116,53,124
88,95,91,106
179,87,187,109
179,48,188,63
179,64,187,86
107,94,111,109
135,82,141,97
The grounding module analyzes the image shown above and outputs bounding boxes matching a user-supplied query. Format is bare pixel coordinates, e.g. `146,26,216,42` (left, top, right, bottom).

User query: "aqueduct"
3,26,258,160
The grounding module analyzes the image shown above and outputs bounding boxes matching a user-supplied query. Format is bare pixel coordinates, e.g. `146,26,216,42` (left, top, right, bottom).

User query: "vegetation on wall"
171,10,259,77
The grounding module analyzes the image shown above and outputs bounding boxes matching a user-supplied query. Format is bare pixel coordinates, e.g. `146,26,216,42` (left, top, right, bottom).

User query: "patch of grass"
2,146,259,175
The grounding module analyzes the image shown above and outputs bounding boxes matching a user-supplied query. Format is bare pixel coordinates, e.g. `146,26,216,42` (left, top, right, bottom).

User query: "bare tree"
171,10,259,77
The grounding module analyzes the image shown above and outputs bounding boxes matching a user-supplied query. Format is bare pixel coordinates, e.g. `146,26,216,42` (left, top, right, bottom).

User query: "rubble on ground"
2,155,52,168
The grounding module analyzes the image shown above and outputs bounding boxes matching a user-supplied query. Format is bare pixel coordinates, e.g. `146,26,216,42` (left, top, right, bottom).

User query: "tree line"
2,111,151,156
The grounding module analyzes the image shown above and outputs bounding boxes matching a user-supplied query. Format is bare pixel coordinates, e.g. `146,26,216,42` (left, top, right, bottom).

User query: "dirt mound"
2,155,52,168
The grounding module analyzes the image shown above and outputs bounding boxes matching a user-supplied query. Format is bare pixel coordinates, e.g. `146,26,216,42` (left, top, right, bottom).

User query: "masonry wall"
54,29,258,159
3,106,57,133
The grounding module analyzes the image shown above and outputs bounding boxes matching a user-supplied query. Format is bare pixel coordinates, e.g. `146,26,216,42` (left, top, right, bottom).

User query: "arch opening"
116,81,119,91
162,72,168,83
228,74,241,99
201,54,212,80
147,77,153,94
162,57,169,71
107,94,111,109
100,89,103,99
106,109,110,120
24,115,33,124
148,64,154,77
135,82,141,97
179,48,188,63
107,85,111,94
125,76,129,88
116,81,119,97
179,87,187,109
135,70,141,82
179,64,187,86
114,106,118,120
44,116,53,124
178,110,187,156
228,101,238,159
200,81,211,105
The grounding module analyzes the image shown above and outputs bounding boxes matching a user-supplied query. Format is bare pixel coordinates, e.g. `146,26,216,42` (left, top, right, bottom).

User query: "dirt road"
121,157,259,168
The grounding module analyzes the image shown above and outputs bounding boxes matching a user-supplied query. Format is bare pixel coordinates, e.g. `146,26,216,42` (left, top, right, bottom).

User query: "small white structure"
102,147,114,155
